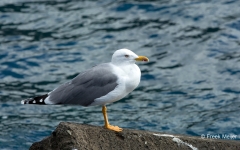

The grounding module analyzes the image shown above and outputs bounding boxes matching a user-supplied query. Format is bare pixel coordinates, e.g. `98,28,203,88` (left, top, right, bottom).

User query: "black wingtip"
21,94,48,105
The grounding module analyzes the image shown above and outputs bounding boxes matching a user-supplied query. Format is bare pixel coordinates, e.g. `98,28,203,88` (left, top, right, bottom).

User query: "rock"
30,122,240,150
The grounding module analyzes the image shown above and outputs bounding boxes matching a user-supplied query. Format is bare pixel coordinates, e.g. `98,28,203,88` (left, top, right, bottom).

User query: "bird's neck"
116,63,138,74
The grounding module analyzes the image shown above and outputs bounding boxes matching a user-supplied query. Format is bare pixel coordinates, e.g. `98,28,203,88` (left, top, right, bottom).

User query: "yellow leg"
102,106,122,132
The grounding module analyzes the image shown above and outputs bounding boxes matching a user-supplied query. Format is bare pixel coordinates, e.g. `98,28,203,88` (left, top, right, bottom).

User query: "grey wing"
48,63,118,106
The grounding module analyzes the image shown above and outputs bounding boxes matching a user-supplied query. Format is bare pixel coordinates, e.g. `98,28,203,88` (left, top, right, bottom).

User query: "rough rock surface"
30,122,240,150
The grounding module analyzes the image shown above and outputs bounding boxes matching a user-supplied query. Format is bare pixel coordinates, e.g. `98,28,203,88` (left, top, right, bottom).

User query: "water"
1,0,240,149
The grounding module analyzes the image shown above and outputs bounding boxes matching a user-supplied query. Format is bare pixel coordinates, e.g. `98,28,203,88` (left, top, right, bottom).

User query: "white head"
111,49,149,65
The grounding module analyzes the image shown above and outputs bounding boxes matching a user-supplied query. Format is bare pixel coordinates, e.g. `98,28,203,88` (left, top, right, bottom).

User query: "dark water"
1,0,240,149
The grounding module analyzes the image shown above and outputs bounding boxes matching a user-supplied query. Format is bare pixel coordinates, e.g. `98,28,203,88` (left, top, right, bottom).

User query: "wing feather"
48,63,118,106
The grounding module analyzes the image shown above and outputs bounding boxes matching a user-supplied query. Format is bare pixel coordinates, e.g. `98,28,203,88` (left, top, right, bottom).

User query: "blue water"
1,0,240,149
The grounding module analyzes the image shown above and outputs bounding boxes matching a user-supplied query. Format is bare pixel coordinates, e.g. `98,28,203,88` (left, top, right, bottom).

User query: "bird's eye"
125,55,129,58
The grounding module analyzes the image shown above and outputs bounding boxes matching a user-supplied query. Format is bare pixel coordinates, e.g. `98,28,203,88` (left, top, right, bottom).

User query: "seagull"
21,49,149,132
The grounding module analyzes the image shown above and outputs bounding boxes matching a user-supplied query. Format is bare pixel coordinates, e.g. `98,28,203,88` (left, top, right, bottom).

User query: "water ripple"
1,0,240,149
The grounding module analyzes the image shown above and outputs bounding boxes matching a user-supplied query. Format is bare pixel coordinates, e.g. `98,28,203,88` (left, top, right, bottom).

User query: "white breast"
121,64,141,93
90,63,141,106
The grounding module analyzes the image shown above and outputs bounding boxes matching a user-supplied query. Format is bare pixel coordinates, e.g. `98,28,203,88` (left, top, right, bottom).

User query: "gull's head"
111,49,149,65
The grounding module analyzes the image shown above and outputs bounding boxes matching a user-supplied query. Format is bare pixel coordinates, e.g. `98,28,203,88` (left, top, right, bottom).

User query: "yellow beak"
135,56,149,62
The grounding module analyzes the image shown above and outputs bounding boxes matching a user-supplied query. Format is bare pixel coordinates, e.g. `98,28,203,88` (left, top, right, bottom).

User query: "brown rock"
30,122,240,150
